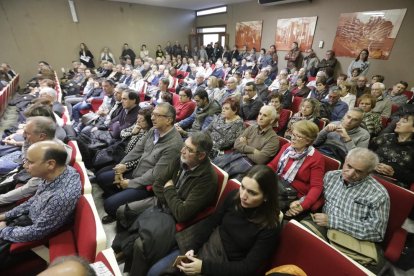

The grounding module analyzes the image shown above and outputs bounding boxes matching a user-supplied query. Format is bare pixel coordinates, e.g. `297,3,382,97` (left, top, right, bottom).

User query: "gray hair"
329,86,341,95
27,116,56,140
261,105,277,121
227,77,237,83
372,82,385,91
39,87,58,101
157,102,176,124
116,83,129,91
347,148,379,172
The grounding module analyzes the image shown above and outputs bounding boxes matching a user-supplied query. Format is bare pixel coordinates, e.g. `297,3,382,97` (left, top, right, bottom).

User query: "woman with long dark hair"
79,43,95,68
148,165,281,276
347,48,370,78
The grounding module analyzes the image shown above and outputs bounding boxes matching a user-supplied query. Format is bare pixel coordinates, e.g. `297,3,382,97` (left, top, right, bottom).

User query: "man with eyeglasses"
321,87,348,122
175,88,196,122
240,82,264,120
0,117,72,208
125,132,218,275
96,102,183,224
217,76,241,105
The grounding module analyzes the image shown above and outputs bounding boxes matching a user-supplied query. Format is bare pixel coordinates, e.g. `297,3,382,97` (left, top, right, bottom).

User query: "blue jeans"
72,101,91,122
103,187,152,217
147,249,180,276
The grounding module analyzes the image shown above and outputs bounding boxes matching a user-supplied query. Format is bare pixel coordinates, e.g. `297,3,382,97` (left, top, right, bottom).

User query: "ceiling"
108,0,254,11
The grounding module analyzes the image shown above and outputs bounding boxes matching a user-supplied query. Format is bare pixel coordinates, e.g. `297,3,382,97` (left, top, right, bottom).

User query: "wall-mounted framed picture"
332,9,407,60
235,20,263,50
275,16,318,51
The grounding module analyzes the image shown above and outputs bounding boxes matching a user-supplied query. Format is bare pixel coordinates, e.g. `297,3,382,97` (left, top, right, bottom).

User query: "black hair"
235,165,280,229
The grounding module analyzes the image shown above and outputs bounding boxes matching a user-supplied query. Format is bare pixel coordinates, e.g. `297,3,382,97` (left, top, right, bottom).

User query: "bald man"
0,141,81,248
39,256,96,276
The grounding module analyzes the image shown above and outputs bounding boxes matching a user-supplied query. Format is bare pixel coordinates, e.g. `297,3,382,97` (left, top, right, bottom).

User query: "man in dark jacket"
240,82,263,120
127,132,218,275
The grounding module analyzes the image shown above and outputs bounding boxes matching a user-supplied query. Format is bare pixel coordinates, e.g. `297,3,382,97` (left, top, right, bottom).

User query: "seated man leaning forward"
301,148,389,274
214,105,279,178
115,132,219,275
0,141,81,268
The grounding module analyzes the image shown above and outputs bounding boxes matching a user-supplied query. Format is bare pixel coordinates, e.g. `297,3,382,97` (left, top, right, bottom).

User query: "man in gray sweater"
314,108,370,163
97,102,183,223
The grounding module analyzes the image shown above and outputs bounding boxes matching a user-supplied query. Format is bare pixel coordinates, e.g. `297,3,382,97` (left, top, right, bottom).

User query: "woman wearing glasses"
268,120,324,217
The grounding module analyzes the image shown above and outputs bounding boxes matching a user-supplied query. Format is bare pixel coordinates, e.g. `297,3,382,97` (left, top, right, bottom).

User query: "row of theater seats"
1,73,122,275
0,75,20,119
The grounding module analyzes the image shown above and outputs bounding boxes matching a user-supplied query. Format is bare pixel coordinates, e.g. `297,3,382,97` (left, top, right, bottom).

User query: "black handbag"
277,177,298,211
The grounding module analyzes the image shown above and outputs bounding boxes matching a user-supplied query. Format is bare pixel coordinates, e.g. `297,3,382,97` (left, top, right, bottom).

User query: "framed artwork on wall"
235,20,263,50
332,9,407,60
275,16,318,51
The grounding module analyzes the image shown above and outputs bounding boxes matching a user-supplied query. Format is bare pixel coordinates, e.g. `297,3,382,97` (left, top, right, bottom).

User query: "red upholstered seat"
318,119,326,131
290,96,302,114
72,161,92,194
402,90,413,103
372,175,414,262
50,194,106,263
67,140,82,165
310,153,341,212
269,220,374,275
278,136,290,149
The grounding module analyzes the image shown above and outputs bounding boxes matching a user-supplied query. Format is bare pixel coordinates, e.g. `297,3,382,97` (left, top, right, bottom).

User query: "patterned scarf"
276,145,315,183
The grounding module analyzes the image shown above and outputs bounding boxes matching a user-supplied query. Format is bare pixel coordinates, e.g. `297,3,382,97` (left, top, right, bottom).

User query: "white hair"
347,148,379,172
39,87,57,101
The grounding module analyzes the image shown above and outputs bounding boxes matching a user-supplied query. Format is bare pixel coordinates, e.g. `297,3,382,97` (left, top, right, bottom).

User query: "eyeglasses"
178,94,187,97
151,112,169,118
182,144,198,154
291,132,307,141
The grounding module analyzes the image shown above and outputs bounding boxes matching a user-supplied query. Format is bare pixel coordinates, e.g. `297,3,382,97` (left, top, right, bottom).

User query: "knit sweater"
314,121,370,154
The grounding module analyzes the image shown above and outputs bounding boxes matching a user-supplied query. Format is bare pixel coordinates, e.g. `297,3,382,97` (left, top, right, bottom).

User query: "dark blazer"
153,157,218,223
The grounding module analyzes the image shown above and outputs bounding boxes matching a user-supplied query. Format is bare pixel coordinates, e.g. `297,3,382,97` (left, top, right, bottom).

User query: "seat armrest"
10,239,48,253
49,230,76,263
384,228,408,263
175,206,215,232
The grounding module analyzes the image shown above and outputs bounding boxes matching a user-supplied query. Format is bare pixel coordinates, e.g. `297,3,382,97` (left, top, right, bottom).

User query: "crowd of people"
0,38,413,275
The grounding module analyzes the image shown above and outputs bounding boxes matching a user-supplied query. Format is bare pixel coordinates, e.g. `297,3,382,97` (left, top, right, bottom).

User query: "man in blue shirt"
0,141,81,267
322,87,349,122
